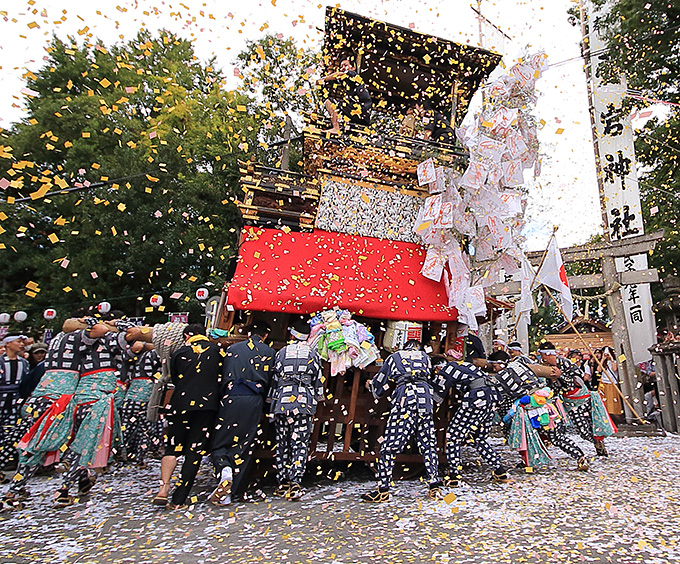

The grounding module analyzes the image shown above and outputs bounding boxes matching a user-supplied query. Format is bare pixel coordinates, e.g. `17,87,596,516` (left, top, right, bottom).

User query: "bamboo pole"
540,284,646,424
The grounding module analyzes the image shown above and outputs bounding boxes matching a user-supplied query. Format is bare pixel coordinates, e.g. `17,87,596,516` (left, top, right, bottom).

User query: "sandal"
1,492,26,511
152,494,168,506
272,482,290,498
361,489,390,503
209,467,233,506
153,481,171,506
54,487,73,508
78,474,97,496
285,483,304,501
427,482,444,500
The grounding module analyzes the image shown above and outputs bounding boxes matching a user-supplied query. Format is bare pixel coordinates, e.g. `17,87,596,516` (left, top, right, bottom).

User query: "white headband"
290,328,309,341
2,335,26,345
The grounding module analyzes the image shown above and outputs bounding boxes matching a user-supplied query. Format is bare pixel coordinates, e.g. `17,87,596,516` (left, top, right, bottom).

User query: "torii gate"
489,228,664,422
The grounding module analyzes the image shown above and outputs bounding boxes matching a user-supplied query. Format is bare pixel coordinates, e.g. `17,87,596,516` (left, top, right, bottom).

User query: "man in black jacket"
0,335,29,475
209,321,275,506
316,55,372,133
438,359,508,487
361,340,445,503
153,324,223,508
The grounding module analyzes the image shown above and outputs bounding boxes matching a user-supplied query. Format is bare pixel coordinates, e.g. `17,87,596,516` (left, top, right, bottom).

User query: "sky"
0,0,606,251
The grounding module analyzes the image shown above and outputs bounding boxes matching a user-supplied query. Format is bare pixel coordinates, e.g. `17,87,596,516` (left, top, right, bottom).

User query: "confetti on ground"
2,435,679,563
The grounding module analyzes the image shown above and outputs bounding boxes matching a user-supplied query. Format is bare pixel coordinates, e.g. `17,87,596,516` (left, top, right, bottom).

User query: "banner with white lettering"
588,4,656,363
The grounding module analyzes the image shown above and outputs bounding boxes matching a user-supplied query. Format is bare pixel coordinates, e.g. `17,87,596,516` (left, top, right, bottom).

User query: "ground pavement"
1,435,679,564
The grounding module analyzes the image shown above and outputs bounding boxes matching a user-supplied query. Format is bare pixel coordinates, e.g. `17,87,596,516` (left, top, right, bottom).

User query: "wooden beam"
526,229,665,263
567,273,604,289
488,281,520,295
488,268,659,297
488,273,604,296
618,269,659,285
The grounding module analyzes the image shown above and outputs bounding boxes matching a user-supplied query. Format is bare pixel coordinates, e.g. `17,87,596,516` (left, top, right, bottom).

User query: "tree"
591,1,680,280
0,30,261,329
235,34,321,169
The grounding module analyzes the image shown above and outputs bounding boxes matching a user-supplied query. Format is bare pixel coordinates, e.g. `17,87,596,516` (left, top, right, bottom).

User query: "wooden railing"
650,341,680,433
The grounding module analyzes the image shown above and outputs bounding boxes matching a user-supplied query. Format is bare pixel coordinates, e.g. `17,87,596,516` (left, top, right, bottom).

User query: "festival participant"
419,100,456,144
54,319,134,507
399,105,419,137
316,55,372,133
153,324,222,509
599,347,624,425
447,322,486,364
1,319,101,508
123,322,187,423
361,339,444,503
0,335,29,477
485,352,589,471
437,358,509,487
507,341,524,359
567,348,583,367
120,342,162,466
269,320,323,501
538,342,616,457
492,339,508,353
209,321,275,506
20,342,48,399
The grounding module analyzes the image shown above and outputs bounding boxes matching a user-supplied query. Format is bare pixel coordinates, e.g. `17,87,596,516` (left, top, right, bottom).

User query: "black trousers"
164,410,216,506
211,394,264,498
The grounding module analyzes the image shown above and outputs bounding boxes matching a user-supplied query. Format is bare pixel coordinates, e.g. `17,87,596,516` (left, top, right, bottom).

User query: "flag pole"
540,283,646,424
511,226,558,338
529,226,558,291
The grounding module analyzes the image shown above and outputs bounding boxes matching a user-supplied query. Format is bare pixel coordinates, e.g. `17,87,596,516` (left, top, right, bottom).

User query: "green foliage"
0,30,260,329
236,34,321,169
635,113,680,279
592,1,680,94
529,296,563,349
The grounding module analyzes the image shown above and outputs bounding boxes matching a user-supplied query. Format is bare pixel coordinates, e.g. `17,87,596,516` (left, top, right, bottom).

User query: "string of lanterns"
0,287,211,325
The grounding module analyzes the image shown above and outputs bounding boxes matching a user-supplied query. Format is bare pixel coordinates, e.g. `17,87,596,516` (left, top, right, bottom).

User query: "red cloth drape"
225,227,457,322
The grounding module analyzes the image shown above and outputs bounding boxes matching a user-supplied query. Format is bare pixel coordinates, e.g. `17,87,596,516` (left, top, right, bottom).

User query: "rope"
146,321,187,423
572,283,621,302
151,322,188,375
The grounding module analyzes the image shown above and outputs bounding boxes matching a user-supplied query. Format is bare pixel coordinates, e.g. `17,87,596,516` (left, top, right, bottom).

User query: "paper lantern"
195,288,209,301
97,302,111,314
43,308,57,321
150,294,163,307
0,313,10,324
13,311,28,322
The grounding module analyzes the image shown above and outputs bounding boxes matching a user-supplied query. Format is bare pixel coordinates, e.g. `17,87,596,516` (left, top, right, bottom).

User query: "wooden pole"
281,115,292,170
540,283,646,424
476,0,483,49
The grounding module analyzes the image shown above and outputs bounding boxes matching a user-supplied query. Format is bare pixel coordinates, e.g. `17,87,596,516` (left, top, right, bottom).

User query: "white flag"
534,236,573,320
516,252,536,324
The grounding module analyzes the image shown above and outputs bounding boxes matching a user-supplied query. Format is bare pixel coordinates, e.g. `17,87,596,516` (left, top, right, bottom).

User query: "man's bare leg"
323,99,341,133
154,455,177,504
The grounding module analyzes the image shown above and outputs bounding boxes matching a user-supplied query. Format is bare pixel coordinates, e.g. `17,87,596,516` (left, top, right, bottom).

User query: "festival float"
213,7,545,465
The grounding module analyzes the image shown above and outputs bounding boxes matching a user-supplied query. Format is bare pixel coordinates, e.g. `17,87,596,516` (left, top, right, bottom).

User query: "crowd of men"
0,317,623,510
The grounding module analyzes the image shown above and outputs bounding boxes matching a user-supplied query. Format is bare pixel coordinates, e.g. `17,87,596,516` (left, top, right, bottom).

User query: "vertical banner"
588,5,656,363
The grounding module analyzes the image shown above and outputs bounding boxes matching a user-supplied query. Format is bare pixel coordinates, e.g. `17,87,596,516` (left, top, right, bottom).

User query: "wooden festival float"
213,8,503,466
